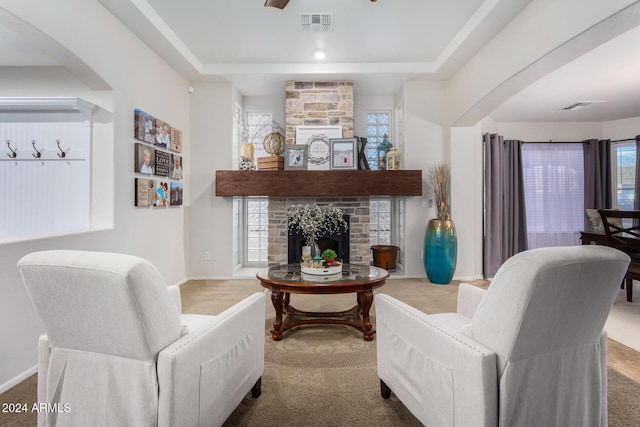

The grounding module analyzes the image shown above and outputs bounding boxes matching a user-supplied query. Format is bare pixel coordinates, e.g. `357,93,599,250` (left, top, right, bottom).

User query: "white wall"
188,82,237,278
353,95,395,137
448,0,639,126
603,117,640,140
401,81,450,277
497,122,603,141
0,0,189,391
243,95,285,129
450,125,485,280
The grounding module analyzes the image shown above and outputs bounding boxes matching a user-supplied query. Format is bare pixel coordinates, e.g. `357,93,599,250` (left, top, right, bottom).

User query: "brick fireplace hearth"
268,197,370,265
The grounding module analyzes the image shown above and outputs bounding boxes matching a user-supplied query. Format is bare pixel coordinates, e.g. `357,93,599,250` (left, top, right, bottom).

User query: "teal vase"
424,219,457,284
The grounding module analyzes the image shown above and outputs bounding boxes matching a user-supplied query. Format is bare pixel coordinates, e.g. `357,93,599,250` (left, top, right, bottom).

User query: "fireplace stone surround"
268,197,370,266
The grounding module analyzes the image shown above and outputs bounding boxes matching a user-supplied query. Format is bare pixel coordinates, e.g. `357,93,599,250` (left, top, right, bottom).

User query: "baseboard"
188,276,259,281
171,278,189,287
453,274,486,281
0,365,37,395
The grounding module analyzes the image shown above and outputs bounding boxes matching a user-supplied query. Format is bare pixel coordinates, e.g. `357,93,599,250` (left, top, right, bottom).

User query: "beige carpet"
605,280,640,352
182,278,640,427
2,279,639,426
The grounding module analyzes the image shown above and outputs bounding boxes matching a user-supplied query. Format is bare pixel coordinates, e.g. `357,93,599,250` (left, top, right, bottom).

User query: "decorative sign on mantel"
295,125,342,171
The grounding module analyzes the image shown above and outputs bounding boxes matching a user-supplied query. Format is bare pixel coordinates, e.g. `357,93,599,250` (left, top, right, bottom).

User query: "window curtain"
522,143,584,249
583,139,612,209
483,133,527,278
634,135,640,210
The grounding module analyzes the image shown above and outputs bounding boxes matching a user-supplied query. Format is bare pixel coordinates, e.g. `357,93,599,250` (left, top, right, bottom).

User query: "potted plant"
321,249,338,264
423,162,457,284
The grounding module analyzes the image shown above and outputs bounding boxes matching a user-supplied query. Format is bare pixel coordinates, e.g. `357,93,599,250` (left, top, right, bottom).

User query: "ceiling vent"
561,101,605,111
299,13,332,32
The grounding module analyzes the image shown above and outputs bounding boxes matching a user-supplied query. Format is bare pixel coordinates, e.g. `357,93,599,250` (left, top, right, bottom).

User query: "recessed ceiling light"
561,101,605,111
313,49,326,60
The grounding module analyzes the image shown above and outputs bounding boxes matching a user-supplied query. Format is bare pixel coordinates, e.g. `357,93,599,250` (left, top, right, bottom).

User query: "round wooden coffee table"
257,263,389,341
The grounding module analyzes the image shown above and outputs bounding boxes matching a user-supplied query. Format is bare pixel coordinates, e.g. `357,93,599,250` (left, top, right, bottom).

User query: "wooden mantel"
215,170,422,197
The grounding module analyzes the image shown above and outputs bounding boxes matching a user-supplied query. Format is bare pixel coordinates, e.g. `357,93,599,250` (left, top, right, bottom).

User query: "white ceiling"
489,25,640,123
96,0,532,95
1,0,639,122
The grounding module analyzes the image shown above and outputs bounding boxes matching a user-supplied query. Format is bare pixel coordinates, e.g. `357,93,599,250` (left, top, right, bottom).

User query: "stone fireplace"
287,213,350,263
285,81,354,144
265,81,369,265
268,197,370,266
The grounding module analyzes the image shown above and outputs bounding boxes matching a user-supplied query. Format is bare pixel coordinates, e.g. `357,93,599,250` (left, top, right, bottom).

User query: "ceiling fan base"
264,0,291,9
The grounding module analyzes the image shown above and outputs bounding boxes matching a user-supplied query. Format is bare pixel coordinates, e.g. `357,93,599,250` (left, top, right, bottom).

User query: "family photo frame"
330,138,358,170
284,145,308,170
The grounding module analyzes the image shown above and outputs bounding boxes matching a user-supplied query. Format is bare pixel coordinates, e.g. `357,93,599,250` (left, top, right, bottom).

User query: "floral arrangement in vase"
287,203,348,245
288,204,348,269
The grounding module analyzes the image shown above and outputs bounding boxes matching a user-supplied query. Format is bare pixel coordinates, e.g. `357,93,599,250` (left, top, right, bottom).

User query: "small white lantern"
385,148,401,170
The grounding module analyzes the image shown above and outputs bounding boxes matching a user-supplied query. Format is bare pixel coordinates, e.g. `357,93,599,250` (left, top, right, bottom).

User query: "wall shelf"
215,170,423,197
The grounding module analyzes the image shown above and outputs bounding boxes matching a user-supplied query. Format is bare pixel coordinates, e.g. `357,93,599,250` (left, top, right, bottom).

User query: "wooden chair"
598,209,640,302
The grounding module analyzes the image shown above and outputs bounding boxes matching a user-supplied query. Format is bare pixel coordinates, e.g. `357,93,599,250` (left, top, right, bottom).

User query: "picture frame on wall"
170,154,183,180
154,119,171,149
170,182,184,206
134,109,155,144
284,145,308,170
330,138,358,170
134,178,155,207
154,150,170,177
135,143,155,175
170,127,182,153
295,125,342,170
154,181,170,207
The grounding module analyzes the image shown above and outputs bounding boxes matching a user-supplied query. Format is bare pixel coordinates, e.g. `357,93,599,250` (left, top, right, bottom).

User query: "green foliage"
321,249,337,259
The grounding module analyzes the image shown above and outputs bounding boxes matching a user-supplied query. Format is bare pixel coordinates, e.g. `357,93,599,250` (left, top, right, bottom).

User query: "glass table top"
259,263,387,284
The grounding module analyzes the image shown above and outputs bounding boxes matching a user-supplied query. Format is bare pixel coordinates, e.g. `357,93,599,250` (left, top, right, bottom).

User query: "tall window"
244,112,272,160
370,197,392,245
522,143,584,249
366,111,391,170
234,111,272,267
612,140,636,209
245,197,269,266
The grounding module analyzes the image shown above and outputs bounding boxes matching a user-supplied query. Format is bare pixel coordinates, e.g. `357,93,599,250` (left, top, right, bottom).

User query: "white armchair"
18,250,265,427
376,245,629,427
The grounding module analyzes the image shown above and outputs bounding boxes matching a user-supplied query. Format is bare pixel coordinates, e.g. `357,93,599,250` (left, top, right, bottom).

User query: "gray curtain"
483,133,528,278
634,135,640,210
583,139,612,209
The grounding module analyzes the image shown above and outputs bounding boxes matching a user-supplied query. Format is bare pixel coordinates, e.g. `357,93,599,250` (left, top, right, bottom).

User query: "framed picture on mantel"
296,125,342,170
330,138,357,170
284,145,307,170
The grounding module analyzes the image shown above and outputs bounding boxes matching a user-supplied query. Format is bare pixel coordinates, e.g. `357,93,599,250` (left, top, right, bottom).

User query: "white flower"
287,204,348,245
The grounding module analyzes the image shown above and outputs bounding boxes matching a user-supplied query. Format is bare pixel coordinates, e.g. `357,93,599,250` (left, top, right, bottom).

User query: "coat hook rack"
56,139,67,158
32,140,42,158
6,140,17,158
